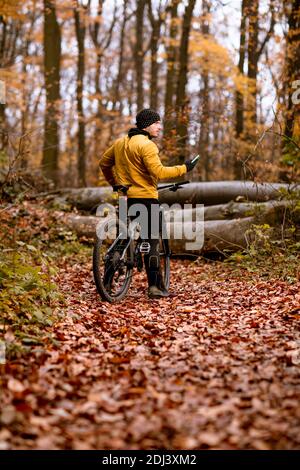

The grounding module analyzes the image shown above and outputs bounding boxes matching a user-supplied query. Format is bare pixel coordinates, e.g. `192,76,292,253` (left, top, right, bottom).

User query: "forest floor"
1,200,300,450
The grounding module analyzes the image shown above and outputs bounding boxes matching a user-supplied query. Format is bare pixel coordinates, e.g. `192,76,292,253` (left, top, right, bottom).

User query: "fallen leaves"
0,406,16,426
7,378,26,394
1,218,300,449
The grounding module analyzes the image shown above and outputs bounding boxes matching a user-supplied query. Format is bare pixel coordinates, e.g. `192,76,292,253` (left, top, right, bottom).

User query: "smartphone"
191,154,201,164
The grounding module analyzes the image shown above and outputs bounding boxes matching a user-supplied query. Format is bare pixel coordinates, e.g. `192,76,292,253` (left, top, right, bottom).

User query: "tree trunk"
74,2,87,187
0,16,7,151
234,0,248,179
247,0,259,132
284,0,300,139
175,0,196,162
246,0,275,137
20,22,34,170
199,72,210,180
55,181,298,210
112,0,129,113
42,0,61,184
198,0,211,180
0,99,6,152
134,0,146,110
95,49,102,119
0,15,21,152
163,0,180,147
148,0,162,110
91,0,104,121
89,0,116,161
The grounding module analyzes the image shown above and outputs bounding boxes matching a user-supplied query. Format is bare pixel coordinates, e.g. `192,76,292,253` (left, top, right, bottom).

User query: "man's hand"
185,154,201,172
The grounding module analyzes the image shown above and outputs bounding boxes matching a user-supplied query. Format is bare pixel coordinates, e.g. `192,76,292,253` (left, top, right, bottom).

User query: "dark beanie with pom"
136,108,161,130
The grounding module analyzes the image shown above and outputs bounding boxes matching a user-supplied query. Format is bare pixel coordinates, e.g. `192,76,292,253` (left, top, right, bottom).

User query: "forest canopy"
0,0,299,187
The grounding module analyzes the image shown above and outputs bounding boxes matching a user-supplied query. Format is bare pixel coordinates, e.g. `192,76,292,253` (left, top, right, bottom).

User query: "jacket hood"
128,127,152,140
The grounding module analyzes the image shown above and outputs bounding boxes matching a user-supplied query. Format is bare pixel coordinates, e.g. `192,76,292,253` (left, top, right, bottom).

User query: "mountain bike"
93,181,189,303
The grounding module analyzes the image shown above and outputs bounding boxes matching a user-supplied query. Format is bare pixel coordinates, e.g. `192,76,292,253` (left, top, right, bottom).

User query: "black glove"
185,154,201,172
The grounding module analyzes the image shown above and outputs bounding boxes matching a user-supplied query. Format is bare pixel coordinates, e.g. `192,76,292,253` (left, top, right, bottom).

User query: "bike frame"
105,218,138,263
106,181,188,264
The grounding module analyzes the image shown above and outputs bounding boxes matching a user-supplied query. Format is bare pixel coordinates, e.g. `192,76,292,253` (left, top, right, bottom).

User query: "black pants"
127,198,162,288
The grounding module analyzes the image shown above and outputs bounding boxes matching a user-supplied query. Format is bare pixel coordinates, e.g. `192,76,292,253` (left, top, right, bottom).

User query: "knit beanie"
136,108,161,130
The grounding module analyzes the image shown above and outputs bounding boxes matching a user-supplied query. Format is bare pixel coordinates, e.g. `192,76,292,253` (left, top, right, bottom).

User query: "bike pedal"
139,242,151,254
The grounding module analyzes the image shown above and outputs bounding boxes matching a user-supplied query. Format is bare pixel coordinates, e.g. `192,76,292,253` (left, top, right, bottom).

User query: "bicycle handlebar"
158,181,190,192
113,181,190,195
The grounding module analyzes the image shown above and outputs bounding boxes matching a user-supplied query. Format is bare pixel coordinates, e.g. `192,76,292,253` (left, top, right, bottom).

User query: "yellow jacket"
99,134,187,199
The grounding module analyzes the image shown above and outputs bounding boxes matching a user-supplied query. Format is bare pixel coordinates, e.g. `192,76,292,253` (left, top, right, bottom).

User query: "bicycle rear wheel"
93,217,133,303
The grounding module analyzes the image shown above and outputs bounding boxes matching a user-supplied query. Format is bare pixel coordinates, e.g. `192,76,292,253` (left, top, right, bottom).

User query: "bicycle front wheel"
93,217,133,303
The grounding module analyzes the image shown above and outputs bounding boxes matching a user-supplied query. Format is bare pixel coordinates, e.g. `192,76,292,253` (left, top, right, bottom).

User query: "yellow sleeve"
142,142,187,180
99,143,117,186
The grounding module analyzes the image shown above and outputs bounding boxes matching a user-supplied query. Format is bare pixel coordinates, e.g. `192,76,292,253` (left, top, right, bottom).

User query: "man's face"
143,120,162,138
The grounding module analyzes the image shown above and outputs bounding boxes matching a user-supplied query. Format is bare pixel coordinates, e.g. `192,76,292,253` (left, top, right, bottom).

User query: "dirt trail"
1,258,300,449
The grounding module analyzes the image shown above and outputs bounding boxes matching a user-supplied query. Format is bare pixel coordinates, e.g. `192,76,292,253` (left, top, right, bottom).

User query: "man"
99,108,199,299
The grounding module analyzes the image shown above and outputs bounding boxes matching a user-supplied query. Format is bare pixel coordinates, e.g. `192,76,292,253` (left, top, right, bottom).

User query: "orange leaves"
0,0,24,21
176,305,194,313
110,356,131,364
1,215,300,449
189,31,233,77
7,378,26,395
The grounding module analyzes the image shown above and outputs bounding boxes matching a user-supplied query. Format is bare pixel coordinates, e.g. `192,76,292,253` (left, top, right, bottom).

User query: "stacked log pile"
59,181,299,255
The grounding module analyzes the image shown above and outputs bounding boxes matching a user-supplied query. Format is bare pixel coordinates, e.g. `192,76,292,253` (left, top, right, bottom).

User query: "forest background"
0,0,299,189
1,1,300,451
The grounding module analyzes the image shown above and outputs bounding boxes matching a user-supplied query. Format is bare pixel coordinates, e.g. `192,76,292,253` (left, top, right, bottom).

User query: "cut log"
64,213,257,254
56,181,298,211
168,200,290,222
171,217,256,254
58,187,116,210
158,181,299,206
66,200,290,224
64,202,288,255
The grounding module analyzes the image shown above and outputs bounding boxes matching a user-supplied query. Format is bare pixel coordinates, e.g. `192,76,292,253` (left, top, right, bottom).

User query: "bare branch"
257,0,276,58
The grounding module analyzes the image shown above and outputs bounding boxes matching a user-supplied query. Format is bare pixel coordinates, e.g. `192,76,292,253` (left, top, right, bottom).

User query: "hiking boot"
148,285,169,299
